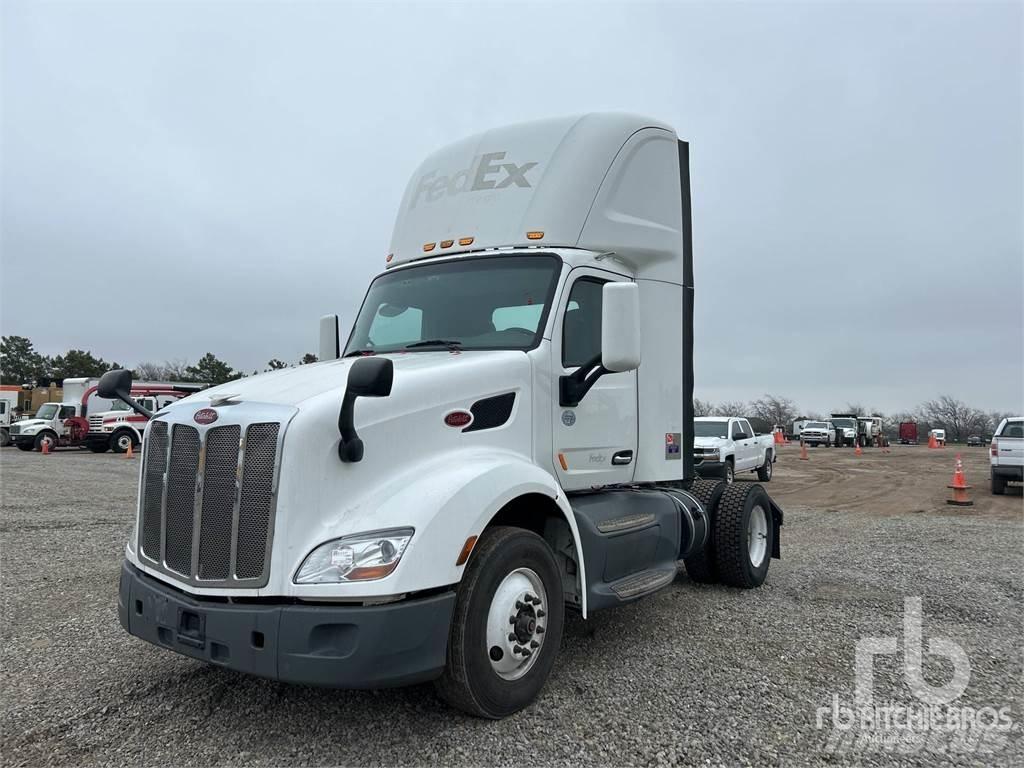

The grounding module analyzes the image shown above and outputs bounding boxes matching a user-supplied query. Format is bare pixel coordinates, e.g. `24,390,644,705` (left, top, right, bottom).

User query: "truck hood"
170,351,527,410
12,419,47,428
693,436,729,449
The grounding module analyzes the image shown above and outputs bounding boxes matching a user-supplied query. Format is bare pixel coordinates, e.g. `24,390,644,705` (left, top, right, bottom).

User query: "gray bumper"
118,561,456,688
693,459,726,476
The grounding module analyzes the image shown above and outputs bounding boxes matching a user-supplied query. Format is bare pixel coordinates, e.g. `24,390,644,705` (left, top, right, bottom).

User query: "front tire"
722,459,735,484
0,428,9,447
435,526,564,719
34,431,58,452
756,452,773,482
713,484,774,588
110,430,137,453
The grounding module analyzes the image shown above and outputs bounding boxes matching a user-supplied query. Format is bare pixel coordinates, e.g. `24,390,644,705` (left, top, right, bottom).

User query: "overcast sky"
2,1,1021,414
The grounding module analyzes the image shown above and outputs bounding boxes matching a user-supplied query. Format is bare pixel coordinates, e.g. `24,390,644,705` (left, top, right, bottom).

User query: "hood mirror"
319,314,340,361
338,357,393,462
97,369,154,419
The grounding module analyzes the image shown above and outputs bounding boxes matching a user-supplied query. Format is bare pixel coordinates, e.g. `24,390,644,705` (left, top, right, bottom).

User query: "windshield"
805,421,828,429
345,255,562,355
694,420,729,438
832,418,856,428
35,404,59,419
110,400,130,411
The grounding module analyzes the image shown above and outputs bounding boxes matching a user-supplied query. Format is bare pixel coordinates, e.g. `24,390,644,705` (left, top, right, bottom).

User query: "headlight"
294,528,414,584
704,449,720,459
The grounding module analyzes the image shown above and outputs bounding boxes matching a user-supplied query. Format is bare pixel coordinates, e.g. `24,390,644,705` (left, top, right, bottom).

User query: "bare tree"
162,359,192,381
693,397,715,417
919,395,985,442
134,361,166,380
749,394,797,429
713,400,749,417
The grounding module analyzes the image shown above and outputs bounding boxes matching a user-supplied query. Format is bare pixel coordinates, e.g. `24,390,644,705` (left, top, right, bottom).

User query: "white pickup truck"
990,417,1023,495
693,416,775,483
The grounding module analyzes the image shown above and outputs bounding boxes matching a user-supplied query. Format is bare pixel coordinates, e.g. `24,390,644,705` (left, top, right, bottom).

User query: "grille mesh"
197,425,240,580
141,422,168,559
137,415,279,586
236,423,279,579
164,425,200,575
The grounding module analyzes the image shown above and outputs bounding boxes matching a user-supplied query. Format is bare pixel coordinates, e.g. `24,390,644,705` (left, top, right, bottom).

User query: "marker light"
440,239,454,248
294,528,414,584
526,231,544,240
423,242,436,252
458,237,474,246
386,253,394,263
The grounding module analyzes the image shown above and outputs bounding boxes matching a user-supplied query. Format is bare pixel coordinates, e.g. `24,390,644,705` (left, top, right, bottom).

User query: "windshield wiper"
404,339,463,350
343,349,376,357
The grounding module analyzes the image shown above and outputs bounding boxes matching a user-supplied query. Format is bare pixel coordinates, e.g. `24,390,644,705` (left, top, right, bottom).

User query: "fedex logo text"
412,152,538,208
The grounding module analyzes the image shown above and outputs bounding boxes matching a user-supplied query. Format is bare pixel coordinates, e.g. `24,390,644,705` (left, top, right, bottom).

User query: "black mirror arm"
559,354,608,407
118,394,154,420
337,391,364,463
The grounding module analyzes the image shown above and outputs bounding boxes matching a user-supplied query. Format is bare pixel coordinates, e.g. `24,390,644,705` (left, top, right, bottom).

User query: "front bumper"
693,458,726,476
118,561,456,688
992,465,1023,481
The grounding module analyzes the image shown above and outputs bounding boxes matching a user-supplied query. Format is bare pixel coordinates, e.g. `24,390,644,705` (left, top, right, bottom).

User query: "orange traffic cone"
799,441,809,461
854,440,863,457
928,433,938,449
946,454,973,506
41,438,50,456
125,441,134,459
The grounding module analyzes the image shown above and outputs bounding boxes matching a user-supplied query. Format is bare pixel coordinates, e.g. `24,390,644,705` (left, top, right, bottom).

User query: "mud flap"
769,498,784,559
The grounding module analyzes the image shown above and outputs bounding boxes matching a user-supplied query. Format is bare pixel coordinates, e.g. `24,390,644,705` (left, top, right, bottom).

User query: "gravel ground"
1,446,1022,767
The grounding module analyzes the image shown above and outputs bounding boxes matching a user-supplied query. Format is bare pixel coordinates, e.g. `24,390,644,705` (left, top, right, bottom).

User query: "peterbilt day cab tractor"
110,114,784,718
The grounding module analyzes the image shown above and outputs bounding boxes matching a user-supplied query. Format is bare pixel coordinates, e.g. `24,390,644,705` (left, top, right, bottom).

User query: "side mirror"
338,357,393,463
319,314,340,361
97,369,154,419
600,282,642,372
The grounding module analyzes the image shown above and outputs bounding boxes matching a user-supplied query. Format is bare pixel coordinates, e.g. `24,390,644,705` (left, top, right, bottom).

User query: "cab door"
551,269,638,491
733,419,757,471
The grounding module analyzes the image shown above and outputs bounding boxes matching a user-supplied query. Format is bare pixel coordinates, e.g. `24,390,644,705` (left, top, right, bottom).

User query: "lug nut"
515,600,525,610
508,633,516,642
522,648,533,657
536,625,545,634
509,616,516,624
537,609,545,618
530,640,539,648
512,645,523,655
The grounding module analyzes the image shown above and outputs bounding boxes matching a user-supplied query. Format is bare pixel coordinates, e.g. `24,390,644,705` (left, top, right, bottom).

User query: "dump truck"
110,113,784,718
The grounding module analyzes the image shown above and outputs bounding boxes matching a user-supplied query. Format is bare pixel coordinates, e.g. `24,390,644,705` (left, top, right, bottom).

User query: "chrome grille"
88,414,103,431
137,414,284,588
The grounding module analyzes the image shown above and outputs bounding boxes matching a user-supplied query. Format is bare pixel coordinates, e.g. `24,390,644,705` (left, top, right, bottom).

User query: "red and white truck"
10,377,204,452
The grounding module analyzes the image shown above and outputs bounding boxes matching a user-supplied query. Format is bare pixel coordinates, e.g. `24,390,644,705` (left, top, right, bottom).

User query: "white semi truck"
109,114,784,718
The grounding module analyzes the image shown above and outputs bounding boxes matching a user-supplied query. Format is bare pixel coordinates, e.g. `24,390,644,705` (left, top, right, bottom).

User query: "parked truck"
898,421,919,444
693,416,775,483
109,113,784,718
990,417,1023,495
0,387,19,447
830,414,859,447
10,377,203,452
799,420,835,447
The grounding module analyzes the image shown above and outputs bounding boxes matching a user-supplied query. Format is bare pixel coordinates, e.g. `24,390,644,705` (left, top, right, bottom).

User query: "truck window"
562,278,605,368
739,419,753,437
999,421,1023,438
0,402,5,415
346,255,561,354
731,422,746,440
58,406,76,419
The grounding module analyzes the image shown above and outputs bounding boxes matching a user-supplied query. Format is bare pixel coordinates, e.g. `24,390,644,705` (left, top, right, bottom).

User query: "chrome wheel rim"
486,567,547,681
117,435,132,450
748,505,768,567
726,465,734,483
764,459,772,479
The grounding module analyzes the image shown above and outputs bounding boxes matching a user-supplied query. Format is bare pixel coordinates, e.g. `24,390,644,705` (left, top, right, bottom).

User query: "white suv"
990,417,1023,495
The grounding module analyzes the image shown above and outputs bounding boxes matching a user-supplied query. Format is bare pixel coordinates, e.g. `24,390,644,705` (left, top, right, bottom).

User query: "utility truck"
693,416,775,483
0,388,19,447
10,377,202,452
830,414,859,447
110,114,784,718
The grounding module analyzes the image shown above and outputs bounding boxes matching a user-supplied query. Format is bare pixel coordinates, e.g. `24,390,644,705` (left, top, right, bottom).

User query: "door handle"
612,450,633,465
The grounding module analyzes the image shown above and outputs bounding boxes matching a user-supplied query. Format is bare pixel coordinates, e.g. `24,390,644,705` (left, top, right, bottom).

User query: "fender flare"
313,451,590,616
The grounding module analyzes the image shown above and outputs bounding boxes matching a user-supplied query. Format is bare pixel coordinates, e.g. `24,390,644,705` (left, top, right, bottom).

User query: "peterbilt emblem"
444,410,473,428
561,410,576,427
194,408,219,425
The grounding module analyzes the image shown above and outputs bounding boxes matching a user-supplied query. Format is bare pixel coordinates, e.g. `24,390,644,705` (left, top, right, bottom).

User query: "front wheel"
722,459,735,484
110,430,137,453
435,526,564,719
756,452,773,482
713,484,774,588
34,431,58,452
16,441,34,452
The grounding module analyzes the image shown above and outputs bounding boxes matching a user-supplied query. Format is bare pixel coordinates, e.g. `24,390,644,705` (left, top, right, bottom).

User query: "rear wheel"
991,472,1007,495
713,484,774,588
682,478,727,583
756,451,773,482
110,430,137,453
435,526,564,719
